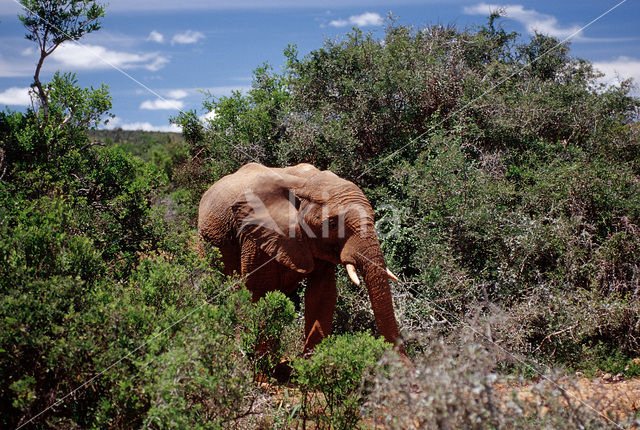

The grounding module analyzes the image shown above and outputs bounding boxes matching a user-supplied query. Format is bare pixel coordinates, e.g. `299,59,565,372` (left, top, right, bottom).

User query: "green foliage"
136,289,258,429
98,129,188,185
293,333,391,429
206,63,290,167
519,33,570,80
0,187,258,427
47,71,113,129
19,0,105,46
1,73,113,174
19,0,106,119
242,291,296,376
0,33,237,426
580,348,640,379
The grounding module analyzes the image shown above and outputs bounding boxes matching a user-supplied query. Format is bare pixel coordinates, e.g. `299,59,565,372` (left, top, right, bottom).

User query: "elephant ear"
232,173,314,274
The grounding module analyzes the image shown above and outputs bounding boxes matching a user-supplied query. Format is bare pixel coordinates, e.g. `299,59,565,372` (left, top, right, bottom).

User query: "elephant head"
230,163,403,350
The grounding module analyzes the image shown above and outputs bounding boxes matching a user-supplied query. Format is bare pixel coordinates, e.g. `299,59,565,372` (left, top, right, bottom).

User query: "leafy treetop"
18,0,106,121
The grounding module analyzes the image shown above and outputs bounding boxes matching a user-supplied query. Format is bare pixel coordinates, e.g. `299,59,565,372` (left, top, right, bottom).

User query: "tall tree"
19,0,105,122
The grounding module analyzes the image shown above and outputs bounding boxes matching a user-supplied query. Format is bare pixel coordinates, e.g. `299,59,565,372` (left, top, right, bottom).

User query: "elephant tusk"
386,268,399,282
345,264,360,286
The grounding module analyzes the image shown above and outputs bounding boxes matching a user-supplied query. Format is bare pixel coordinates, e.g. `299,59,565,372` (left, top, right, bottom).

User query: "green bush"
138,290,258,430
0,68,237,427
242,291,296,376
293,332,391,429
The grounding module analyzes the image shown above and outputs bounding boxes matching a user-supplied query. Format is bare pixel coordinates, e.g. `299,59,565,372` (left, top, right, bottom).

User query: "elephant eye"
328,217,338,227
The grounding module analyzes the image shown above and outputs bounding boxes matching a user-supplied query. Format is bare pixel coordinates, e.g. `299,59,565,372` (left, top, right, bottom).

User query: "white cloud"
592,56,640,91
104,116,182,132
140,98,185,110
123,122,181,132
0,87,31,106
171,30,205,45
330,12,383,28
146,56,170,72
329,18,349,27
166,89,189,99
350,12,384,27
50,43,169,71
147,30,164,43
463,3,582,39
200,110,217,122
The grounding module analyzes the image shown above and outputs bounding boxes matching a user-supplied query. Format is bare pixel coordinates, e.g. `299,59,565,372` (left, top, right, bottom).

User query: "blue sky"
0,0,638,132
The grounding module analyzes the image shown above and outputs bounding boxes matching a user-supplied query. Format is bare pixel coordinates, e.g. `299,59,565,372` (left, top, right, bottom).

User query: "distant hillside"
90,128,184,159
88,129,188,179
90,128,183,146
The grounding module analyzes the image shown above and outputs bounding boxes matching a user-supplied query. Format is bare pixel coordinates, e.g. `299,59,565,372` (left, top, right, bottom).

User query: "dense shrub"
293,332,391,429
242,291,296,376
137,288,260,430
0,66,257,427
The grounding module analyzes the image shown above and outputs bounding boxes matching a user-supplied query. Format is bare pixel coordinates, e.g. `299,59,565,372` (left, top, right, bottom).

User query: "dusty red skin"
198,162,406,357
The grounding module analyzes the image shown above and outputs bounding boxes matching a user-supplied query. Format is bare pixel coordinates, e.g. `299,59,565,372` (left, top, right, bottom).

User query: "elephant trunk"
342,235,404,354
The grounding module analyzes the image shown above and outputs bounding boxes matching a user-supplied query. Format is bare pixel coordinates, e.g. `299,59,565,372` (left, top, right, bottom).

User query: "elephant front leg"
303,261,337,356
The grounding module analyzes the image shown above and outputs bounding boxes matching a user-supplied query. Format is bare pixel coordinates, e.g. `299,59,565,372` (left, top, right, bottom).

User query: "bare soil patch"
496,376,640,424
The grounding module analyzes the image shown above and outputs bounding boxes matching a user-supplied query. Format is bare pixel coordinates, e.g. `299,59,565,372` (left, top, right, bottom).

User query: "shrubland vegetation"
1,2,639,427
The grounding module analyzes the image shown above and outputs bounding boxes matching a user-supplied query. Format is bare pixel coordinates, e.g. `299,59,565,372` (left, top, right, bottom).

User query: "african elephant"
198,162,404,356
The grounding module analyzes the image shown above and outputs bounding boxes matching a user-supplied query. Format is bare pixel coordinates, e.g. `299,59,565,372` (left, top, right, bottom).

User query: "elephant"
198,162,404,356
